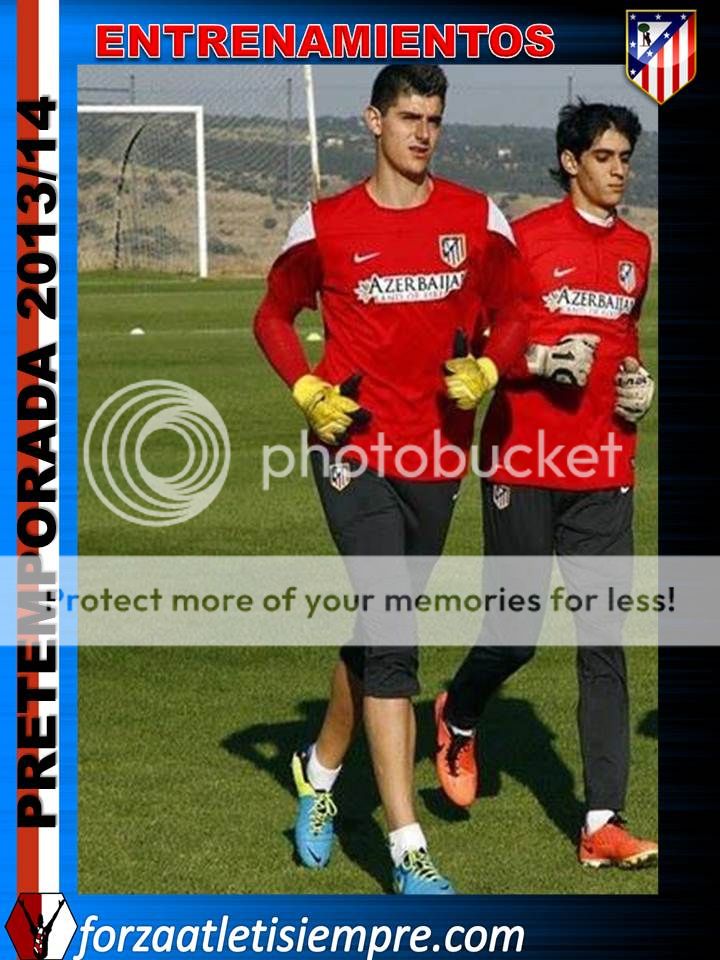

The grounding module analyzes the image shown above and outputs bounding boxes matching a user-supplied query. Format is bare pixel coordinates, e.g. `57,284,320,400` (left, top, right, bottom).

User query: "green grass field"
78,271,658,895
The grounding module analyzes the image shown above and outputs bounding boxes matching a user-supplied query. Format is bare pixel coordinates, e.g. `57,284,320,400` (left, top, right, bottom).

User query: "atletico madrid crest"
439,234,467,268
618,260,637,293
492,484,511,511
626,10,697,104
329,462,352,492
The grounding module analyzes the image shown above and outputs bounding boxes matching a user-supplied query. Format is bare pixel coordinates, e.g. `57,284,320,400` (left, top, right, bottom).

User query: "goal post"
78,104,208,278
303,66,321,201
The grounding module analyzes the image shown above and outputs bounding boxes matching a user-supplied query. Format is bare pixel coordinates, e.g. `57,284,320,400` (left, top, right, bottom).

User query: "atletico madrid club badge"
618,260,637,294
329,462,352,492
439,235,467,268
492,485,511,511
626,10,697,104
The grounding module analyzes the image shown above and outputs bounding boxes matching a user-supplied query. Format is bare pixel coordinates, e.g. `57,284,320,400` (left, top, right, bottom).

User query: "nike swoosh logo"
353,252,380,264
621,486,631,494
307,847,322,864
553,267,576,278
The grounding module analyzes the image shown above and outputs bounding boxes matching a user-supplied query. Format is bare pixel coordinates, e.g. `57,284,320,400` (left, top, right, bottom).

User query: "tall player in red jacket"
254,65,532,894
434,101,658,870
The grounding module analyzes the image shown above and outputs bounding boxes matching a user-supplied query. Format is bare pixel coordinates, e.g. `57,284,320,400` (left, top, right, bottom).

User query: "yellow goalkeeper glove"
292,373,369,445
444,355,499,411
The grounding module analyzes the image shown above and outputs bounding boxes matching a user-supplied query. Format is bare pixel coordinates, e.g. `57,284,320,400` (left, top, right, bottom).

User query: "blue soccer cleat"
393,849,456,895
291,748,337,869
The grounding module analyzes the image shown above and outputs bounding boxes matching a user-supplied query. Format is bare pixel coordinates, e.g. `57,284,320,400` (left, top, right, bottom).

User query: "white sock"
388,822,427,866
449,722,475,738
585,809,614,835
306,743,341,792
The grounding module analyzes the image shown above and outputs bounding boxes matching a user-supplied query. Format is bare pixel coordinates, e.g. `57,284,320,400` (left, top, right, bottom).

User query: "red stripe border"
16,0,40,897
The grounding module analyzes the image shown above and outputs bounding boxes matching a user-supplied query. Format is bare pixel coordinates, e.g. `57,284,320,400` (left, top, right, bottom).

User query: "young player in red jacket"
255,65,533,894
435,101,658,870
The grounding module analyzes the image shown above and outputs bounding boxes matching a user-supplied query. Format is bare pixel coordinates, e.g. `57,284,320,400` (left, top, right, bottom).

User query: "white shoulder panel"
281,204,316,254
487,198,517,247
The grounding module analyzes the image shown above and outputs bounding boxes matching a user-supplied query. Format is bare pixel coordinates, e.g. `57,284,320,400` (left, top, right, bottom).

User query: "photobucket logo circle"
83,380,230,526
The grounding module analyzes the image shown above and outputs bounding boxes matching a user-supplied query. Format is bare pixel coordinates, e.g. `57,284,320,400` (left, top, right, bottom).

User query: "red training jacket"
481,196,652,489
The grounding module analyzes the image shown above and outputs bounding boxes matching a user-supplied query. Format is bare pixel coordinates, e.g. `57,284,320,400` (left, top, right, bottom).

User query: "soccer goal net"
77,66,317,277
78,105,207,276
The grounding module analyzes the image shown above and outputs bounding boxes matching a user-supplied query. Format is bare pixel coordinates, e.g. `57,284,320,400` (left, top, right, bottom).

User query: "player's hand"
614,357,655,423
444,349,499,411
526,333,600,387
292,373,369,444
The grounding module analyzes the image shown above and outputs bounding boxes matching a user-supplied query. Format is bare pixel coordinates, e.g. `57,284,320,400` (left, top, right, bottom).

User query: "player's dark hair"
370,65,448,114
550,99,643,191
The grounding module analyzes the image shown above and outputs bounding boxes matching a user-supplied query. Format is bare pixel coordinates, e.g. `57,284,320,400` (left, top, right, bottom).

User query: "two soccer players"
256,71,657,889
435,100,658,870
254,65,533,893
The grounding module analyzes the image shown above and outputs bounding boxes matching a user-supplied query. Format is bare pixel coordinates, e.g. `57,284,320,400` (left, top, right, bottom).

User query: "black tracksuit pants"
311,452,460,698
446,481,633,811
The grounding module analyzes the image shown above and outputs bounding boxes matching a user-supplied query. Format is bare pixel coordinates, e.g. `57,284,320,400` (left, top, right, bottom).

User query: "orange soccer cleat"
434,691,478,807
579,816,658,869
